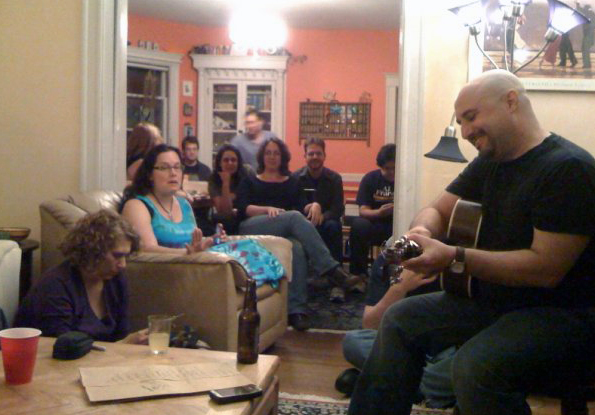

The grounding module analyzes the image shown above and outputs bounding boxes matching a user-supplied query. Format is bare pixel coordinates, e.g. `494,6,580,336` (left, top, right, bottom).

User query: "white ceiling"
128,0,400,30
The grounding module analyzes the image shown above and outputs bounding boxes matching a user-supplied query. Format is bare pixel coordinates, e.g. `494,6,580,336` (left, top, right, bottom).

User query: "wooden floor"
263,329,590,414
264,329,350,399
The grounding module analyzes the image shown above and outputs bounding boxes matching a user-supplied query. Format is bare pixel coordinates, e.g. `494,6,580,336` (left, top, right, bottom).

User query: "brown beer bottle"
237,278,260,364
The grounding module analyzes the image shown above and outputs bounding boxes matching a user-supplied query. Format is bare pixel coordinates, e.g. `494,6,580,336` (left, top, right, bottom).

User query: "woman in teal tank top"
121,145,216,254
120,144,287,291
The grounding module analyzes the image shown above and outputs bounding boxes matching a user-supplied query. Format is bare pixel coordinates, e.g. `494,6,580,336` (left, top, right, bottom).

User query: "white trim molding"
385,73,399,144
340,173,364,183
127,47,183,144
81,0,127,192
394,0,426,237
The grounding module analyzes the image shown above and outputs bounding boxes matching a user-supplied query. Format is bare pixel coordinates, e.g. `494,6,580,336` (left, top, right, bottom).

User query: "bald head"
458,69,528,110
454,70,546,161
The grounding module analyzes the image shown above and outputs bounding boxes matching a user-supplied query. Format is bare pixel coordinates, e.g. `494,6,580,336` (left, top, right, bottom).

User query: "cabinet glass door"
212,84,238,154
246,85,272,131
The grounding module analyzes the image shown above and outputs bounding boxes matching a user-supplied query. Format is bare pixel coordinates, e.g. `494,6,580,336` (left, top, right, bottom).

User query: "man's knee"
343,329,377,369
451,339,499,395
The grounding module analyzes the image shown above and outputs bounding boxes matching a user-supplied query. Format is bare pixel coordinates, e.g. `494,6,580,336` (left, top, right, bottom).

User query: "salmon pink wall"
128,14,398,174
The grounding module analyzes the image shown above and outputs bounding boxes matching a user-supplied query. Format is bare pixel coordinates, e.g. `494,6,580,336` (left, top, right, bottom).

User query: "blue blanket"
209,239,285,288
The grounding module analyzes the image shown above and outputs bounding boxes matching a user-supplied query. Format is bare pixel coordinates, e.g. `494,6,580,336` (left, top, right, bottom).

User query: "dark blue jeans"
348,292,595,415
348,217,392,275
316,218,343,263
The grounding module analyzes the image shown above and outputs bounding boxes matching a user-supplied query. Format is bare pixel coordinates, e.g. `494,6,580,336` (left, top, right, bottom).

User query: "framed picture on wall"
183,123,194,137
183,103,193,116
469,0,595,91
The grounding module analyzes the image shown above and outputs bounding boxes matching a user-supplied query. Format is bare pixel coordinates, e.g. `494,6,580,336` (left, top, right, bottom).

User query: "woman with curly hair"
14,210,147,344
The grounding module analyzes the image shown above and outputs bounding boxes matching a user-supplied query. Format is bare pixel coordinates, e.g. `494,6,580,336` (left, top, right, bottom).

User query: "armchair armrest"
126,235,291,352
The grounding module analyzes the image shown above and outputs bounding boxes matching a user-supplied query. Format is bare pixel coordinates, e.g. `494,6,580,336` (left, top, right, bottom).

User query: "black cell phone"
208,384,263,404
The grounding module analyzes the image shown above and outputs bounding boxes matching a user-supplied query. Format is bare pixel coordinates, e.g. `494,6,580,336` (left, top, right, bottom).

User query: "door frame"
81,0,426,237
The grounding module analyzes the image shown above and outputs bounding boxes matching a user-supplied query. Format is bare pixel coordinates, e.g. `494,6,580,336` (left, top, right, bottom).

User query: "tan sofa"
39,190,290,352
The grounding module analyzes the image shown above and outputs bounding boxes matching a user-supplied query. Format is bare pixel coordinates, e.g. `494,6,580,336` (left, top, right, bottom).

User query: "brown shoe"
327,266,362,289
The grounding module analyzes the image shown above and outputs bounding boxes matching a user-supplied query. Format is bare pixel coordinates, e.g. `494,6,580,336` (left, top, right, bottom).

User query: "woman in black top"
208,144,251,234
235,137,361,331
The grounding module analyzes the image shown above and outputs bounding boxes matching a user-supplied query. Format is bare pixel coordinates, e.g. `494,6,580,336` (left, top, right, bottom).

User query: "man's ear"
504,89,519,112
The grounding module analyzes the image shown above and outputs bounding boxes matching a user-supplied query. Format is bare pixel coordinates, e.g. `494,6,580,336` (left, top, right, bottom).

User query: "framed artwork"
183,123,194,137
469,0,595,91
183,103,193,116
183,80,193,97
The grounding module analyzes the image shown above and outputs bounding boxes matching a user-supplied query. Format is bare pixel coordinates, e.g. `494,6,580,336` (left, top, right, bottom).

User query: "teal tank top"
136,195,197,248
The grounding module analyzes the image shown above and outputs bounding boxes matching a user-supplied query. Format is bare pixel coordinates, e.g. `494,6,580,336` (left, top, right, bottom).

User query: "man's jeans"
239,211,338,314
348,292,595,415
348,217,392,275
316,218,343,263
343,329,456,408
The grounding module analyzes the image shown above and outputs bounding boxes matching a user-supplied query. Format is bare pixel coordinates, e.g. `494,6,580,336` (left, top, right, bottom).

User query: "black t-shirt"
356,169,394,224
235,174,307,220
446,134,595,310
183,161,212,181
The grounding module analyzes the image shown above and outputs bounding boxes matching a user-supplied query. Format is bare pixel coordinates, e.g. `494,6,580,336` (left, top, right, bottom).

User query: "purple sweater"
14,261,129,342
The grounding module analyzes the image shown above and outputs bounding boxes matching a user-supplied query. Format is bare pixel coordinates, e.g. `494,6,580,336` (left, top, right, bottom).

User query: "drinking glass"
148,315,171,355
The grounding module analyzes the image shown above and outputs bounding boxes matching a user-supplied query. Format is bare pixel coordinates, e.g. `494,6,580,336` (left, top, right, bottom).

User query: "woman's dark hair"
256,137,291,176
59,210,139,271
121,144,182,208
376,143,396,167
208,144,247,191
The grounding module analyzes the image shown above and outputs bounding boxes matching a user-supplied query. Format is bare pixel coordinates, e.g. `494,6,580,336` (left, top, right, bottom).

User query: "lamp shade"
548,0,589,34
449,0,484,27
424,135,468,163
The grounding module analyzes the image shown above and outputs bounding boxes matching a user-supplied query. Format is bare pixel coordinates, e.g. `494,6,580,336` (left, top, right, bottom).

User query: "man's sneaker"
329,286,346,303
327,266,362,289
288,313,311,331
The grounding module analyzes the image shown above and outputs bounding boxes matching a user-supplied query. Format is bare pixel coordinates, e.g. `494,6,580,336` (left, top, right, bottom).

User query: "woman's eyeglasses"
154,164,182,172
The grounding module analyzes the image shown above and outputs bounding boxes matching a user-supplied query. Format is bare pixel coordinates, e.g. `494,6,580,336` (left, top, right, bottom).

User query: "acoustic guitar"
440,199,483,298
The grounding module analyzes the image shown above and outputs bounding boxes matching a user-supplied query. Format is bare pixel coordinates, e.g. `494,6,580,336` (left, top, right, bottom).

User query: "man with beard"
292,137,346,302
348,70,595,415
231,109,277,170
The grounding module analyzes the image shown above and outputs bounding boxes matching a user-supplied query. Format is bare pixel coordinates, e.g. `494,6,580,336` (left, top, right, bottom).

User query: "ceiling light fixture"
229,10,288,55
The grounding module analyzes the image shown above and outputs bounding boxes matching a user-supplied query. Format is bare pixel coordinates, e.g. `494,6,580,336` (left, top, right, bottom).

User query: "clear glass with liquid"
148,315,172,355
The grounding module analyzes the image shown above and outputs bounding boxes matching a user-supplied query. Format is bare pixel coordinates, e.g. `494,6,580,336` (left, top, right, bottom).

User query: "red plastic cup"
0,328,41,385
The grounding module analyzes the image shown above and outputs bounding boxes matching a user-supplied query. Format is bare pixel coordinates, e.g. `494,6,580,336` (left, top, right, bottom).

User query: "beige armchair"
39,191,290,352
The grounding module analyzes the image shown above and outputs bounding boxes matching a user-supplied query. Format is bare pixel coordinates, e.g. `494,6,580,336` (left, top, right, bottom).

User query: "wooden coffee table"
0,337,279,415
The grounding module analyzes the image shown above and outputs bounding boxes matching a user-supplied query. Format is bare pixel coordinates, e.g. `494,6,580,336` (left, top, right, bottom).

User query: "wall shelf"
299,102,371,146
